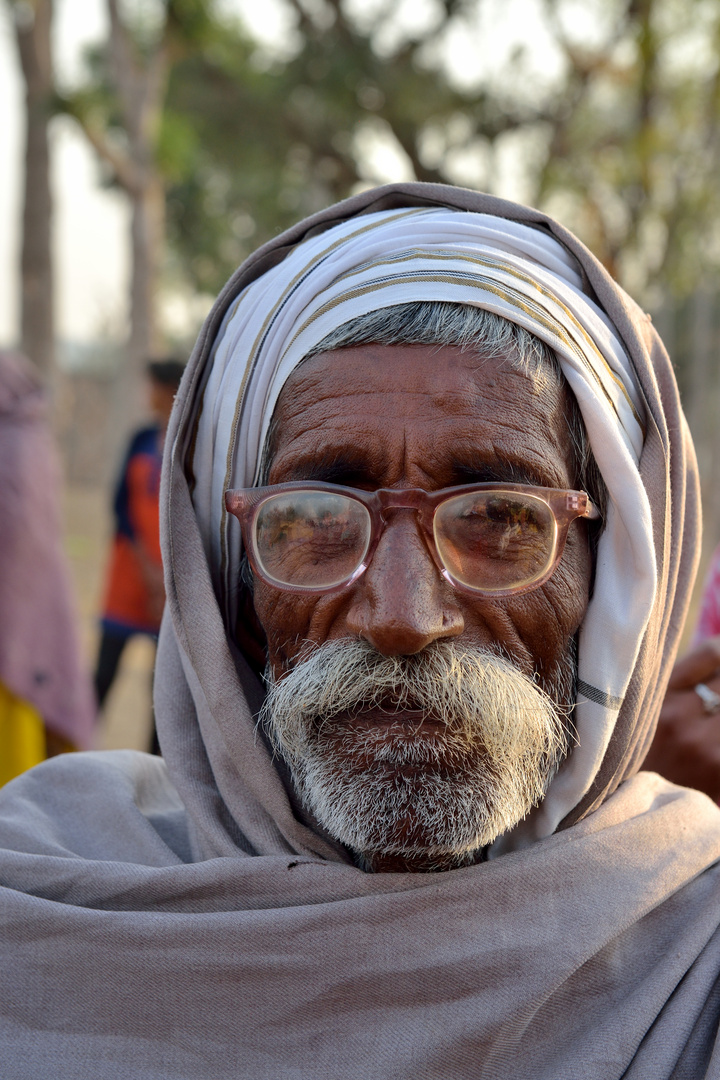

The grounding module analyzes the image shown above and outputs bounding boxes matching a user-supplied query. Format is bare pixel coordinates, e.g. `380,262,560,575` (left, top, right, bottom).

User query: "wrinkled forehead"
265,341,579,493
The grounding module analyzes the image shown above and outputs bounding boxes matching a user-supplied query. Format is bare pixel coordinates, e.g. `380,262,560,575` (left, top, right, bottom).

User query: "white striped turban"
192,206,655,850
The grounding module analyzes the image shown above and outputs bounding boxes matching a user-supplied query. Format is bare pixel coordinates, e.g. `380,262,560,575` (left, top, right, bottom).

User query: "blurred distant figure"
0,350,94,784
645,543,720,799
94,359,184,752
694,542,720,644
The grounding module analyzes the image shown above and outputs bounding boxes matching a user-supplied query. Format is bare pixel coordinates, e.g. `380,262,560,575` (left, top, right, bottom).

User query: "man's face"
252,343,594,870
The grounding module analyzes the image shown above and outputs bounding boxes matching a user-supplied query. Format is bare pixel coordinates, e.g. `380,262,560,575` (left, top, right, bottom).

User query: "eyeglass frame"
224,480,601,598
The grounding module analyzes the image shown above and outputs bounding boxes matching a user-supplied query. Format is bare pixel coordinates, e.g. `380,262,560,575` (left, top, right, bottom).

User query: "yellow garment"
0,678,46,785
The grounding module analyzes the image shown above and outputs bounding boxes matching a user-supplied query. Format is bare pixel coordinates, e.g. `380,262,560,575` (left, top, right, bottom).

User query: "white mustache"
261,638,572,768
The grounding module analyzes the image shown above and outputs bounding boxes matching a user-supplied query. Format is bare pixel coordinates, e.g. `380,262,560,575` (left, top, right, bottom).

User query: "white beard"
260,639,574,866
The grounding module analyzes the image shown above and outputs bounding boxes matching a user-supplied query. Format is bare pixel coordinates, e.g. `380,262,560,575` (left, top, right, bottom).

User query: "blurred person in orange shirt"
94,360,184,752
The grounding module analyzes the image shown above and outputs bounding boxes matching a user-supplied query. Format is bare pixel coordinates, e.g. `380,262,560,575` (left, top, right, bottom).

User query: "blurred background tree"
160,0,720,307
10,0,720,373
537,0,720,304
47,0,720,351
161,0,489,296
8,0,55,374
57,0,220,374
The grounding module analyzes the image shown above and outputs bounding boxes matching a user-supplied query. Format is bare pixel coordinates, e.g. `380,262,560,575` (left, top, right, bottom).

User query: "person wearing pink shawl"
643,552,720,800
1,184,719,1078
0,349,94,783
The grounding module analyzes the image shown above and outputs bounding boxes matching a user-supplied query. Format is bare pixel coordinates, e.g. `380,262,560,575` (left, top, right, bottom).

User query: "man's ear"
234,586,268,675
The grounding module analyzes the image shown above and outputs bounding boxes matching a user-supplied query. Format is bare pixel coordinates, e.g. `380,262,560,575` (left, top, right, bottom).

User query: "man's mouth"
313,699,473,778
314,700,448,752
339,697,441,726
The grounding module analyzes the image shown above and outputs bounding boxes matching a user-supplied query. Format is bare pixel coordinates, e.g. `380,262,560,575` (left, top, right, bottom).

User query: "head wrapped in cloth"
190,206,654,853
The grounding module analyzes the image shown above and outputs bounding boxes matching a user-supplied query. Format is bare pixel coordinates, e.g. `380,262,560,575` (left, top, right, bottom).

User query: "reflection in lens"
435,491,556,592
254,491,371,588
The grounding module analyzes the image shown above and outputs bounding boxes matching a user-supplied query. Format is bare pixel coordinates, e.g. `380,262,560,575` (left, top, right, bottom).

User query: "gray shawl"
2,184,720,1080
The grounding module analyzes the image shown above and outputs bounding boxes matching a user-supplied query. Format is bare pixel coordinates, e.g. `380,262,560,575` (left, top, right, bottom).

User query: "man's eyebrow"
282,450,373,484
450,455,550,488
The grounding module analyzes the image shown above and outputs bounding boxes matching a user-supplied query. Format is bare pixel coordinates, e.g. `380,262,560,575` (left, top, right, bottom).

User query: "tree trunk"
102,0,169,419
13,0,55,375
128,175,166,369
117,173,165,421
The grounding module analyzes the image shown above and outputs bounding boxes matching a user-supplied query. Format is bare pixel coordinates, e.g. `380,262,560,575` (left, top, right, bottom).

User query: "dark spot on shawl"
287,860,299,869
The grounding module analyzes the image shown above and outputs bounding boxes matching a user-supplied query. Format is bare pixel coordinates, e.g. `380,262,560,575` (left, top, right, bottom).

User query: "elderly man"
1,184,719,1079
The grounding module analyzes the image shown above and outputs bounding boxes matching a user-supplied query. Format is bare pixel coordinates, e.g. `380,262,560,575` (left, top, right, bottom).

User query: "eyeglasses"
224,481,601,598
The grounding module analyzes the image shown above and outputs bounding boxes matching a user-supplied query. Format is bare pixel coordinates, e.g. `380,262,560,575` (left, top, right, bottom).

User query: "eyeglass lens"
255,491,372,589
433,491,556,592
253,489,558,593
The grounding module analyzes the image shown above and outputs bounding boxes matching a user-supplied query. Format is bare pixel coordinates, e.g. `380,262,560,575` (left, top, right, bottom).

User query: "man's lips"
315,702,458,774
326,700,444,730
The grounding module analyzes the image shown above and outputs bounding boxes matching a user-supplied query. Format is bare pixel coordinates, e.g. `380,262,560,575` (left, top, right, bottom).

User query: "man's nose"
343,511,465,655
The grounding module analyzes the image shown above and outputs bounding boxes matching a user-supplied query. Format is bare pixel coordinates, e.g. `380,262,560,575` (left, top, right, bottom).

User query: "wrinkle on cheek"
516,572,590,671
558,531,593,619
253,592,308,675
254,585,351,678
463,603,537,675
515,592,573,658
493,543,590,683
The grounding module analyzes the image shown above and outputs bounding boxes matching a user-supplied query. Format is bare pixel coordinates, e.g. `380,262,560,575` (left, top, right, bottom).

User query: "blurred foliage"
161,0,484,294
61,0,720,306
535,0,720,304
